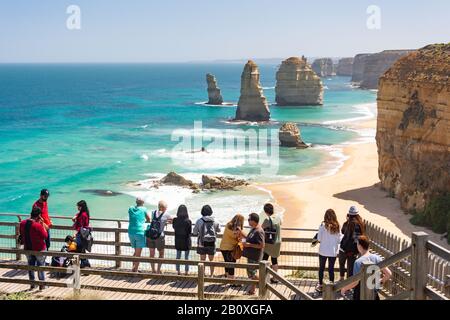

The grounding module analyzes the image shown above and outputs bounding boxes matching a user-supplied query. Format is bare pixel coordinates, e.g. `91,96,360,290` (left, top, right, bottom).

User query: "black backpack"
201,218,217,247
263,217,277,245
146,211,165,240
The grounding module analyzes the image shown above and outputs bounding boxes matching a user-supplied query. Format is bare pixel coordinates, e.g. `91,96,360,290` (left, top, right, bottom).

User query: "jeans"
176,250,190,273
339,251,357,278
221,250,236,276
318,255,337,285
26,255,46,283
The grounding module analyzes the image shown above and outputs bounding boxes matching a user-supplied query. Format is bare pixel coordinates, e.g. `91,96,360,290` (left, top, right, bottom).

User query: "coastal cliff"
275,57,323,106
206,73,223,105
351,54,372,83
337,58,354,76
360,50,415,89
376,44,450,211
312,58,335,77
235,60,271,122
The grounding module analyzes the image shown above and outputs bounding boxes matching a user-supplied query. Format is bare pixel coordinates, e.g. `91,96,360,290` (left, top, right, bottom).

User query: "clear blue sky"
0,0,449,63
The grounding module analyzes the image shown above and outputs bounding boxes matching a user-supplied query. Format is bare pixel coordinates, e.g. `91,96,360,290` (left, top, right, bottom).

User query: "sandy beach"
259,120,450,249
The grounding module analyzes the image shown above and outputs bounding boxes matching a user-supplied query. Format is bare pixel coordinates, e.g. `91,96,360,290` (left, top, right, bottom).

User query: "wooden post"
73,255,81,297
115,221,121,269
259,261,270,300
323,281,335,300
198,263,205,300
410,232,429,300
360,260,375,300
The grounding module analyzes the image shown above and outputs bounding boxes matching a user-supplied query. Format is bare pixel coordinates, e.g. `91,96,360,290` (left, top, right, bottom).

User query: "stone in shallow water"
279,122,309,149
80,189,122,197
206,73,223,105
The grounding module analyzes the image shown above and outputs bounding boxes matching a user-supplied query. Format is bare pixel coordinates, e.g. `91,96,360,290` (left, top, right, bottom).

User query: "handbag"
231,242,243,260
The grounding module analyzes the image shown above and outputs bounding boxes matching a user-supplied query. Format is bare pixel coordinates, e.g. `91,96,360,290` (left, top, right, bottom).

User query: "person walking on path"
128,197,149,272
32,189,52,250
172,205,192,275
261,203,282,284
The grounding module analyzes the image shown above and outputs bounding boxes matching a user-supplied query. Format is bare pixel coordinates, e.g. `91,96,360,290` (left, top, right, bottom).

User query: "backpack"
201,218,217,247
263,217,277,245
145,211,165,240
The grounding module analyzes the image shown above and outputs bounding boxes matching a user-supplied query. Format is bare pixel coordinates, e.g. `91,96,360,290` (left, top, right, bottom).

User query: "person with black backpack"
19,207,48,290
193,205,221,276
261,203,282,284
145,200,173,274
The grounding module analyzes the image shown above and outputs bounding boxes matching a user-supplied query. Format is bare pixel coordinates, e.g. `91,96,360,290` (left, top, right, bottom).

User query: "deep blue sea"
0,64,377,223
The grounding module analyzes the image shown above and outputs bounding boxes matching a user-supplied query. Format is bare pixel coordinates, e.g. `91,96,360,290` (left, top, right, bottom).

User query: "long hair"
324,209,340,234
347,214,365,235
176,205,189,220
77,200,90,218
226,214,244,231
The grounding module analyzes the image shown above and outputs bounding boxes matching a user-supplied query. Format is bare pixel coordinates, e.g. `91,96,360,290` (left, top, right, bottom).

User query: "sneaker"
270,278,279,284
315,284,323,293
29,285,37,291
39,285,47,291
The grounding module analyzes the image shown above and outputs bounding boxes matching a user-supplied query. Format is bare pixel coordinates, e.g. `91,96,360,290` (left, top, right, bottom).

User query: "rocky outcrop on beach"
360,50,415,89
206,73,223,105
279,123,309,149
311,58,335,77
351,54,372,83
275,57,324,106
376,44,450,211
201,175,249,190
336,58,354,76
235,60,271,122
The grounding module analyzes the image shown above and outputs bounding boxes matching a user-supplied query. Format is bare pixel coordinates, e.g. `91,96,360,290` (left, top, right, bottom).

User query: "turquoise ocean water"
0,64,376,224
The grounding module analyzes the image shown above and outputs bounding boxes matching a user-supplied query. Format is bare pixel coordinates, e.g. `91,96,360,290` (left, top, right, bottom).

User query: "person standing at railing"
72,200,92,268
32,189,52,250
193,205,221,277
172,205,192,275
261,203,282,284
338,206,366,280
219,214,245,284
146,200,173,274
340,235,392,300
19,207,48,290
128,197,149,272
315,209,342,293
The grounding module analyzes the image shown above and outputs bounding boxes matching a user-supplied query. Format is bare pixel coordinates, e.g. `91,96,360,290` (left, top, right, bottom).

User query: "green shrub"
410,193,450,239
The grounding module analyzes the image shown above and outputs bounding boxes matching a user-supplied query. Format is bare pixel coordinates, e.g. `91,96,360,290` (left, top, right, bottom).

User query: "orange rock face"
376,44,450,211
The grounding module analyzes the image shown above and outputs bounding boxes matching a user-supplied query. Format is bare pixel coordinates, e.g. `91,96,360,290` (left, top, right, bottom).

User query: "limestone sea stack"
351,53,372,83
336,58,354,76
376,44,450,211
275,57,324,106
206,73,223,105
279,123,309,149
235,60,270,122
311,58,335,77
360,50,415,89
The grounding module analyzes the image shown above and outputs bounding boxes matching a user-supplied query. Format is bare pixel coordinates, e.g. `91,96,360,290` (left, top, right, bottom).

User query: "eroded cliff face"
312,58,335,77
360,50,415,89
275,57,323,106
235,60,271,122
337,58,354,76
376,44,450,211
206,73,223,105
351,54,372,83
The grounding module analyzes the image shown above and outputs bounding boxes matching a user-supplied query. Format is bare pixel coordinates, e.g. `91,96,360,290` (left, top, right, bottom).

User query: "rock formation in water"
360,50,415,89
336,58,354,76
351,54,372,83
275,57,324,106
235,60,271,122
376,44,450,211
311,58,335,77
279,123,309,149
206,73,223,105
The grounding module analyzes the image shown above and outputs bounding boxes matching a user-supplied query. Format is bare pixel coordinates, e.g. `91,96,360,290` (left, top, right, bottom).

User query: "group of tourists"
18,189,93,290
128,199,282,295
17,189,390,298
314,206,392,300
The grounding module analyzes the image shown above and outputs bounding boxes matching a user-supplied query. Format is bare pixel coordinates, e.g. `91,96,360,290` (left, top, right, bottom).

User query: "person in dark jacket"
172,205,192,275
338,206,366,280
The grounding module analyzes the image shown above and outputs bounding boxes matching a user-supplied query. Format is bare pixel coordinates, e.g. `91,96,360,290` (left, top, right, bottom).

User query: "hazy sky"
0,0,449,63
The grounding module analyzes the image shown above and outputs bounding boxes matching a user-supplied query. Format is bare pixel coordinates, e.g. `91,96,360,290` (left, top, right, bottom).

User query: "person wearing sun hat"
338,205,366,280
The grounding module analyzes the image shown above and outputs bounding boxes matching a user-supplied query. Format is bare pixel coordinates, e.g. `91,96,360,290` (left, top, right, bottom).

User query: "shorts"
197,246,216,256
247,258,259,278
129,233,146,249
147,236,166,251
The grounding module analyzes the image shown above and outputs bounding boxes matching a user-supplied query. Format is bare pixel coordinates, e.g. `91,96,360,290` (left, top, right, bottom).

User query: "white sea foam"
194,101,237,107
262,86,275,90
322,102,376,125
